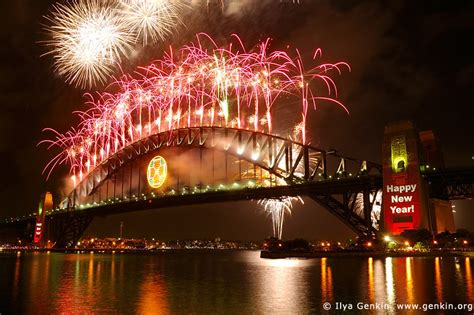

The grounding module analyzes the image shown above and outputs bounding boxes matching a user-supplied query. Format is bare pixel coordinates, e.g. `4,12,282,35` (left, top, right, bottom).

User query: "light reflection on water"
138,274,169,315
466,257,473,302
320,257,333,305
256,257,311,314
385,257,395,309
0,251,473,314
405,257,414,305
367,257,374,303
435,257,443,301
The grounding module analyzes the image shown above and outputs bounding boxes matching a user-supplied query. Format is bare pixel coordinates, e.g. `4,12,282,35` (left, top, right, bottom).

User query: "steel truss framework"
46,212,94,248
2,131,473,247
68,127,382,201
423,168,474,200
2,127,385,247
40,127,380,246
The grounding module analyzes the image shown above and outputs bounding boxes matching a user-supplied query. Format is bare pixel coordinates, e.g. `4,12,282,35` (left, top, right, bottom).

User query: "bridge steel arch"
35,127,384,247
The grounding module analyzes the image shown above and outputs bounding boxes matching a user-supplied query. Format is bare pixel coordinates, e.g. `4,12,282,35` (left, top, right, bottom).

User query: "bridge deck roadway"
1,175,382,227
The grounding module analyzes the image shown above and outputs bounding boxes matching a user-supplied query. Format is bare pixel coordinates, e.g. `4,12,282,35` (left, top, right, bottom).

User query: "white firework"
354,190,383,230
259,196,303,239
44,0,133,89
119,0,186,45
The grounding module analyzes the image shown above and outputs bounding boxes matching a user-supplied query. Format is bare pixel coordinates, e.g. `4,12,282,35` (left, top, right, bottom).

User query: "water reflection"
385,257,395,308
368,257,374,303
257,258,311,314
405,257,414,304
466,258,473,303
434,257,443,301
374,259,386,305
2,252,474,314
366,258,392,314
88,255,94,292
321,257,333,303
12,253,21,301
138,275,169,315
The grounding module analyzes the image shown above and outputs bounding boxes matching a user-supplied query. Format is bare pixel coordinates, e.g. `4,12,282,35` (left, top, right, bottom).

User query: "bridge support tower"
33,192,53,246
382,121,455,235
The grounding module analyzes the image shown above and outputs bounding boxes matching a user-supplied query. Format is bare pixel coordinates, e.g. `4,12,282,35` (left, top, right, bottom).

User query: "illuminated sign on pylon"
382,121,428,234
34,192,53,244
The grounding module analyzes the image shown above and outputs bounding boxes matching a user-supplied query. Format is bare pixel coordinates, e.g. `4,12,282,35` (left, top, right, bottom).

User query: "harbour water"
0,250,472,314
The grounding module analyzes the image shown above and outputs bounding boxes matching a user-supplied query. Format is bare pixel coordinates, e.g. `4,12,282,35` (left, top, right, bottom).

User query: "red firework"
40,34,350,185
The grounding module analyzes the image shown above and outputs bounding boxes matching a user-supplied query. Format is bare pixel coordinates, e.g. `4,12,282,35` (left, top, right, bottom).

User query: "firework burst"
44,0,133,89
41,34,349,182
354,191,382,230
258,196,303,239
119,0,187,45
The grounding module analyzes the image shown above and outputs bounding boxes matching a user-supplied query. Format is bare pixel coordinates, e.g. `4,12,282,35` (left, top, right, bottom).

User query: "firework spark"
354,191,382,230
41,34,349,182
119,0,186,45
259,196,303,239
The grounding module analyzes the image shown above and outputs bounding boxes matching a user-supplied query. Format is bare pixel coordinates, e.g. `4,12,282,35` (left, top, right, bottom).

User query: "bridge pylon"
33,192,53,246
382,121,456,235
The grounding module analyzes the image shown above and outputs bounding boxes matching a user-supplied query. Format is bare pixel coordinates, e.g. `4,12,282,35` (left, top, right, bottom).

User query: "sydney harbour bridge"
1,125,472,248
1,33,473,248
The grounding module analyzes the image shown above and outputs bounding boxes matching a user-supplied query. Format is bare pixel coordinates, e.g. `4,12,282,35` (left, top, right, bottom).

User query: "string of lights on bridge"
3,170,369,224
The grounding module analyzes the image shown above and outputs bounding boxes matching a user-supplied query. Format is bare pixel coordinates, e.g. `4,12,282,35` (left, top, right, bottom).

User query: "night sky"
0,0,473,241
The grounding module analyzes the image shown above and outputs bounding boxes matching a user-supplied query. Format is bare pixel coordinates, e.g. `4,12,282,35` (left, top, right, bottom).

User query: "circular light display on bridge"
147,156,167,189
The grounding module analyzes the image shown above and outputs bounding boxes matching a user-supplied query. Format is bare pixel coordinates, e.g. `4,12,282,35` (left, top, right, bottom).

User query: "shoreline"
0,248,259,254
1,248,473,259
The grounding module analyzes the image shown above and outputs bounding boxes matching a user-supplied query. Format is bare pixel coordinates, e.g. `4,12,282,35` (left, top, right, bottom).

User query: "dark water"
0,251,473,314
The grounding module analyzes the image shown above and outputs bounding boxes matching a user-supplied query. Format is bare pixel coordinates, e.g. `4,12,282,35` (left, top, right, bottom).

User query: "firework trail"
258,196,303,239
251,126,312,239
40,34,349,184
